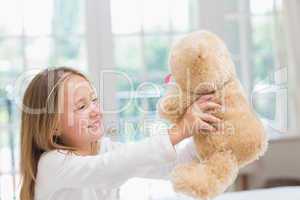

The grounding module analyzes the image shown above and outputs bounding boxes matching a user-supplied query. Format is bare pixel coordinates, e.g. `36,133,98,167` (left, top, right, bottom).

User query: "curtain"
283,0,300,133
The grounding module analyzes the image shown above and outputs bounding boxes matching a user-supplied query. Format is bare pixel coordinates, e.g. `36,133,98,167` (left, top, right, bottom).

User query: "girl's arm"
139,137,199,180
37,133,177,193
100,126,198,180
36,95,220,196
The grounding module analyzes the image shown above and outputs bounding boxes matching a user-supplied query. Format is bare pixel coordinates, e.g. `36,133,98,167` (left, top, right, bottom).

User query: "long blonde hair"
20,67,98,200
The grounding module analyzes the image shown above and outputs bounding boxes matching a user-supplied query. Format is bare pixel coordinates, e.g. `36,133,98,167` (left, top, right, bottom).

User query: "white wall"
249,137,300,189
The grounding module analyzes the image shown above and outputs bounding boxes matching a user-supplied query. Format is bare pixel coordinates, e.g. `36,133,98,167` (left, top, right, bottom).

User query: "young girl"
20,67,221,200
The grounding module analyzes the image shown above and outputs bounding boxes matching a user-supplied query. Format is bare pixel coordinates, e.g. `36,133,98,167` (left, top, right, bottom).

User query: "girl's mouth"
88,120,100,129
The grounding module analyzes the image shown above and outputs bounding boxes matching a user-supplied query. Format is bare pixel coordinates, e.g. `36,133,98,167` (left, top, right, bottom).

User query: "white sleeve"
139,137,199,180
38,134,177,191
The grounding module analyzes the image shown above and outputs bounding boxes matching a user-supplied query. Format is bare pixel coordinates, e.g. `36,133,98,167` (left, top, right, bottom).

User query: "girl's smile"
57,74,103,154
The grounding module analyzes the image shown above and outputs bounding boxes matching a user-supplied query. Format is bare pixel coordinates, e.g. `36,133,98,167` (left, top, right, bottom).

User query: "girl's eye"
92,97,98,102
78,104,86,110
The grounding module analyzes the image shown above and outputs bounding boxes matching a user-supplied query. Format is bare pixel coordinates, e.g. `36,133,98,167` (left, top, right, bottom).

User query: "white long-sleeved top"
35,134,198,200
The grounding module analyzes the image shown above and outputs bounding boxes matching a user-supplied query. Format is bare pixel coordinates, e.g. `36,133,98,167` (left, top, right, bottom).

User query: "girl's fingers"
198,121,216,132
197,94,214,104
201,113,221,123
216,122,225,132
199,102,222,111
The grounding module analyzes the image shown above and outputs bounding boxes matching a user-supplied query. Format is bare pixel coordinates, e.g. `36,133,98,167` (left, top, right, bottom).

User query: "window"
223,0,287,132
110,0,199,142
107,0,288,141
0,0,86,198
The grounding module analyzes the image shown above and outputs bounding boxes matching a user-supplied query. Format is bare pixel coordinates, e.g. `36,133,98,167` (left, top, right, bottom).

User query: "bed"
215,187,300,200
120,179,300,200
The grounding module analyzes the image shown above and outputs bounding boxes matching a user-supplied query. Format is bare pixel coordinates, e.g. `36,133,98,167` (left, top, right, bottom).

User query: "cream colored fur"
158,31,268,199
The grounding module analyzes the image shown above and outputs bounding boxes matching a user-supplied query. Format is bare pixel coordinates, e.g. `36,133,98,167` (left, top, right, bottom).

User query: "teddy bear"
158,30,268,199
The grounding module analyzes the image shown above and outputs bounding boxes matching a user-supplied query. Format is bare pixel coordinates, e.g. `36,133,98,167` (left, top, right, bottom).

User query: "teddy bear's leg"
171,151,238,200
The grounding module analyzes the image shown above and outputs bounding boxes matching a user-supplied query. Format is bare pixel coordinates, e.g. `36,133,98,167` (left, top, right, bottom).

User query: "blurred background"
0,0,300,199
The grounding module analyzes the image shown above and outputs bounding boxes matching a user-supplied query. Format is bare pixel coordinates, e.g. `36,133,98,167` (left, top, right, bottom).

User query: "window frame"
86,0,288,135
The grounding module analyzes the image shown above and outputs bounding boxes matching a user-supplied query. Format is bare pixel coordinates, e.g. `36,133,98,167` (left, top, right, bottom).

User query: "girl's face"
57,75,103,153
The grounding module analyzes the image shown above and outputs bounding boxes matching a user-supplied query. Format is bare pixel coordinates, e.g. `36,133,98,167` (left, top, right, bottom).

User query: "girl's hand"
168,94,222,145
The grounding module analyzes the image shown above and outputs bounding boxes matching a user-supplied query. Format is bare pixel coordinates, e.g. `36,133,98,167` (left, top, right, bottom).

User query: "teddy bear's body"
158,31,268,199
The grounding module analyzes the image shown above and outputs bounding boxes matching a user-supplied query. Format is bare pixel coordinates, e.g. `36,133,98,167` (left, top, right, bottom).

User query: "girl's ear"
53,127,62,136
53,119,62,136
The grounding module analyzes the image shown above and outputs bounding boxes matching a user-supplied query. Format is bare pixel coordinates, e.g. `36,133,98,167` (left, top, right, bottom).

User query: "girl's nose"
90,102,101,118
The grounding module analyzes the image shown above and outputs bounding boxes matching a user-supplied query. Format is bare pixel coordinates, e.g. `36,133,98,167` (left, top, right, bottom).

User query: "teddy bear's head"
169,31,236,95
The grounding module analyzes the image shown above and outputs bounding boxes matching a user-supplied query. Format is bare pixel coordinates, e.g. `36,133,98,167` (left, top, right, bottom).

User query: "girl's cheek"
74,113,90,134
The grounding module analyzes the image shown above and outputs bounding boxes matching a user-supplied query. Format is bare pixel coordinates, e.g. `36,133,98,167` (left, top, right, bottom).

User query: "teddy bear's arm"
158,87,191,124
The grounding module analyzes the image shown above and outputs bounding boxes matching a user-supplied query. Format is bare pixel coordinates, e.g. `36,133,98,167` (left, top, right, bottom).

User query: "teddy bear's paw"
171,162,219,200
171,163,196,191
158,96,183,123
171,153,239,200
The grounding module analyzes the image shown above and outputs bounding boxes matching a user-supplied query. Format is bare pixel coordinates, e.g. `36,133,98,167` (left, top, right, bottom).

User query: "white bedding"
120,179,300,200
215,187,300,200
